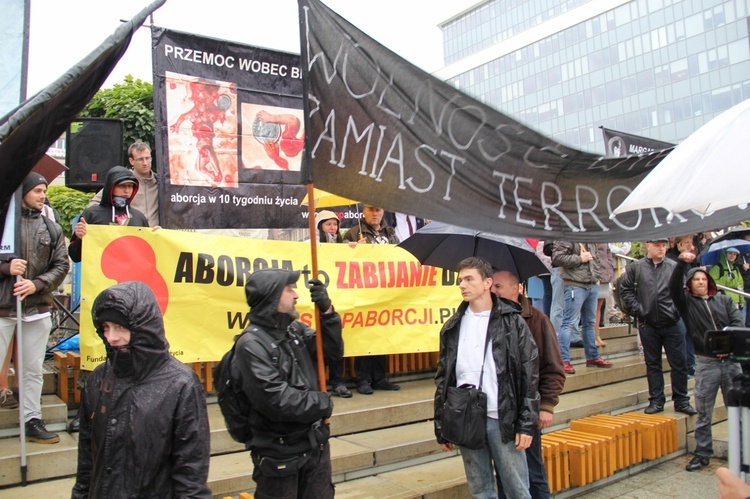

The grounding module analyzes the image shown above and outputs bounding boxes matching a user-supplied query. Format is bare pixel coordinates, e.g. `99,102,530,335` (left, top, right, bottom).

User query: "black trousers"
640,321,689,406
252,442,334,499
355,355,388,385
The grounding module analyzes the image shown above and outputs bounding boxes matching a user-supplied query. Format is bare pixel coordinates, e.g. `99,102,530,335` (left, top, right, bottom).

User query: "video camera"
706,327,750,363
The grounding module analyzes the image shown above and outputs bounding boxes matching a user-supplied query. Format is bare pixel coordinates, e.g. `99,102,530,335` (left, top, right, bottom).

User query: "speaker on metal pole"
65,118,124,192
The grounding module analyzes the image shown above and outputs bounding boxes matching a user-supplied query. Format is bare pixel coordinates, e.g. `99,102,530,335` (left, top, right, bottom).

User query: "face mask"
112,196,128,209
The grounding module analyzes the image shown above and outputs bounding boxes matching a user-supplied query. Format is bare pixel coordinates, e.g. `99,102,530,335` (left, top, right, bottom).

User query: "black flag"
297,0,749,242
0,0,166,239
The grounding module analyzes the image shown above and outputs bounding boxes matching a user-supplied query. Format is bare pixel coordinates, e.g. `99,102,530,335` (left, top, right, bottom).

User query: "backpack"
213,325,268,444
613,261,640,318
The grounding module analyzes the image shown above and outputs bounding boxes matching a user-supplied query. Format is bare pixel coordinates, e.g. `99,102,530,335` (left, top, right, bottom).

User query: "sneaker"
586,357,613,368
332,385,352,398
686,455,710,471
0,388,18,409
644,403,664,414
357,382,373,395
675,403,698,415
25,418,60,444
563,361,576,375
373,379,401,391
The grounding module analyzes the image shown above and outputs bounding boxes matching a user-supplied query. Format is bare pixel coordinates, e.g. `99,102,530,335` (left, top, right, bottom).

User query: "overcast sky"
26,0,478,95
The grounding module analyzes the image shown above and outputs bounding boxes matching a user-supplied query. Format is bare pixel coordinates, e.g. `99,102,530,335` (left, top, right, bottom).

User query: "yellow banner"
79,226,459,369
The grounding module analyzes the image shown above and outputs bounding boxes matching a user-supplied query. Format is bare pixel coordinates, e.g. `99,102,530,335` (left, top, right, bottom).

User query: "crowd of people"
3,148,750,497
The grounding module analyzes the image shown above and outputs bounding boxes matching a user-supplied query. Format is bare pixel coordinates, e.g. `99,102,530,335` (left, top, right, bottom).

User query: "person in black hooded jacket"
233,269,342,499
68,166,150,263
670,260,744,472
71,281,211,499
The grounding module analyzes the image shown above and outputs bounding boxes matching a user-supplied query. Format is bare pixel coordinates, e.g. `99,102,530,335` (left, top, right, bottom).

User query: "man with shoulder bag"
434,257,539,498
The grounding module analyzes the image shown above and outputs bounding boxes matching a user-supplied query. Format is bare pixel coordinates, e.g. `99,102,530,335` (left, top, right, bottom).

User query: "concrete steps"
0,324,730,498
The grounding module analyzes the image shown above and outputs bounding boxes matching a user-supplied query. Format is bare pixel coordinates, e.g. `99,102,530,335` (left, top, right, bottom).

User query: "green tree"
80,75,154,161
46,186,94,238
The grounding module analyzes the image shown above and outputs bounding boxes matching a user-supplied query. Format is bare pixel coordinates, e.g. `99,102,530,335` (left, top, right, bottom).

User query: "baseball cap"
646,238,669,243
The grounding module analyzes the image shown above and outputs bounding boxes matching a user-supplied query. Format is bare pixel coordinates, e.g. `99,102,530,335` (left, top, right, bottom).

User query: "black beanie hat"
96,309,131,331
22,172,48,197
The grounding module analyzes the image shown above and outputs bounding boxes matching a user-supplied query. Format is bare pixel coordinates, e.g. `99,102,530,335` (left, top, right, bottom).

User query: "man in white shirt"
434,257,539,498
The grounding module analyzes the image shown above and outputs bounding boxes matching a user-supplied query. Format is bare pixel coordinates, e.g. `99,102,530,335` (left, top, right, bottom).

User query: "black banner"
152,28,309,229
298,0,749,242
0,0,165,241
600,127,674,157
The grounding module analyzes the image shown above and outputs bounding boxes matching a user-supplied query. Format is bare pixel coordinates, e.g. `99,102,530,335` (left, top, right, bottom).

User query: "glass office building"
435,0,750,154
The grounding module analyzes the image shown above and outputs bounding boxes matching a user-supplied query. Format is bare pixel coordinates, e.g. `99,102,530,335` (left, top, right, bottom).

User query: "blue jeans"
497,426,548,499
460,417,531,499
550,269,564,335
693,356,742,458
531,275,552,318
559,284,600,362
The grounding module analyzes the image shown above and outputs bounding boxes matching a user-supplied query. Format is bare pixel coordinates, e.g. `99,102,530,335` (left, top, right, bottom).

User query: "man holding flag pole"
0,173,69,449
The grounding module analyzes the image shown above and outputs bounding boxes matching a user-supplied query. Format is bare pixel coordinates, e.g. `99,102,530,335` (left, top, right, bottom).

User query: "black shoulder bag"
441,332,491,450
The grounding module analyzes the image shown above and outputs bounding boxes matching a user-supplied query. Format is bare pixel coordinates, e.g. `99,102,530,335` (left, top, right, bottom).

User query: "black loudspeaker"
65,118,124,192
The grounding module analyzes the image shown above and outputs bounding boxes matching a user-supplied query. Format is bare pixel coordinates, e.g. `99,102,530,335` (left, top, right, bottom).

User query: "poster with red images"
152,27,310,229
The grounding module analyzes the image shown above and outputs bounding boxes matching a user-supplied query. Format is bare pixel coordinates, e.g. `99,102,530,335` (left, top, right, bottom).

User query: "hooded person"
71,281,211,498
0,172,69,443
233,269,343,499
68,166,150,262
708,247,745,308
315,210,343,243
670,263,744,472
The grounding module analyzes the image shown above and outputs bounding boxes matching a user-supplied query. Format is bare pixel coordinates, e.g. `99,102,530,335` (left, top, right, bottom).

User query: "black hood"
92,281,169,381
244,269,300,332
100,166,139,207
685,267,718,298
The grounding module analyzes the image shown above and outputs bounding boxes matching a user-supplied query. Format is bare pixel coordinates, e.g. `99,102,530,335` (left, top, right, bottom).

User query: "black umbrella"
707,227,750,245
397,222,547,281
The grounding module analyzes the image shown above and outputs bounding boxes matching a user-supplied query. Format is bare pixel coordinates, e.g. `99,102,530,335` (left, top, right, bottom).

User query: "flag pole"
16,276,27,486
298,1,326,393
306,184,327,393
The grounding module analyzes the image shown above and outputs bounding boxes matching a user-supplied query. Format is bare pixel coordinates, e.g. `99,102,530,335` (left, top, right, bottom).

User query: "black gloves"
309,278,332,312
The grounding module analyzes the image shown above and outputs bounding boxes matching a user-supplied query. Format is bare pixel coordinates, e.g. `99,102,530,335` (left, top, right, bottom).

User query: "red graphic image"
100,236,169,315
241,104,304,171
167,73,238,187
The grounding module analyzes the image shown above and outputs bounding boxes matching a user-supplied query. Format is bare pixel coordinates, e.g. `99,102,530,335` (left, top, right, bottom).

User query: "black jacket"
68,166,149,262
434,294,539,445
72,282,211,499
670,263,744,356
620,257,680,327
234,270,342,457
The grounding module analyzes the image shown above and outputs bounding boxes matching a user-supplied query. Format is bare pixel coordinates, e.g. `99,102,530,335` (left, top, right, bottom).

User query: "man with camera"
670,254,744,472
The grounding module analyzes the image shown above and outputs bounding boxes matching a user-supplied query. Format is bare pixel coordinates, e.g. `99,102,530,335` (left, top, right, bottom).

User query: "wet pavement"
577,454,723,498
